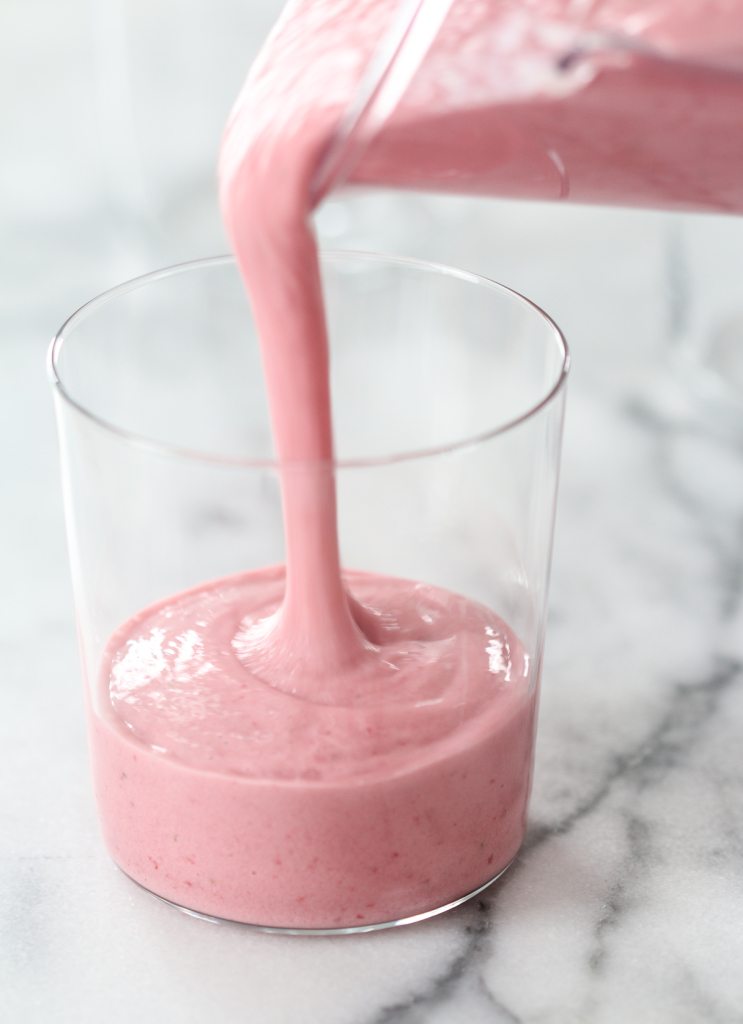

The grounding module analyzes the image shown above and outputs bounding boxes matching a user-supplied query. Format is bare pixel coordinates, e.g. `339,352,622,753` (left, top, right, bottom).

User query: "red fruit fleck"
487,854,494,865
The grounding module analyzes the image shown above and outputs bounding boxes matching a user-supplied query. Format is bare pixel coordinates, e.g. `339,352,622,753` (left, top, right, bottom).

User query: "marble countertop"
3,2,743,1021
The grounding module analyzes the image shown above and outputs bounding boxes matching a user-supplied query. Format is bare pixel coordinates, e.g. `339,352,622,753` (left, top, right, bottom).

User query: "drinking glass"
50,252,568,932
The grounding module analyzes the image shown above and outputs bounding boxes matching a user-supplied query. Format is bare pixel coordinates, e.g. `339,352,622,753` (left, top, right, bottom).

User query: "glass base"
119,859,515,935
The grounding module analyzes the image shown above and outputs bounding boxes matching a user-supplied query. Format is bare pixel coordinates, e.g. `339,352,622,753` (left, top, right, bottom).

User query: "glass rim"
47,250,570,470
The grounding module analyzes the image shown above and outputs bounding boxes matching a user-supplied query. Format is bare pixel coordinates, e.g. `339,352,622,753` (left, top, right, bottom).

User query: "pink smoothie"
88,0,544,924
91,0,743,927
91,569,535,927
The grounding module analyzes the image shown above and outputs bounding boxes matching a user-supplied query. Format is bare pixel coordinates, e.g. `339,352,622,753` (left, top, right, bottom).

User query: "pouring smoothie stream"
72,0,742,929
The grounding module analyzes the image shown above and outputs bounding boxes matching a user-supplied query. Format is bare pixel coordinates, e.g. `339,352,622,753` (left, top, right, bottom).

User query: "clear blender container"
312,0,743,213
312,0,743,428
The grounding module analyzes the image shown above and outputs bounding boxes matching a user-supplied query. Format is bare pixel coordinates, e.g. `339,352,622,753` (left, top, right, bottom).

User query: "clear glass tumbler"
49,252,568,933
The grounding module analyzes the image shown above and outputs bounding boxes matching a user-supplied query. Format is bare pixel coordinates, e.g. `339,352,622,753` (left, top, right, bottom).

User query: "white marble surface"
3,2,743,1021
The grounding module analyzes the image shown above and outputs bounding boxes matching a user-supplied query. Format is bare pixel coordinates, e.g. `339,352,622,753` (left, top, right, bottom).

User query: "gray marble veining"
3,2,743,1022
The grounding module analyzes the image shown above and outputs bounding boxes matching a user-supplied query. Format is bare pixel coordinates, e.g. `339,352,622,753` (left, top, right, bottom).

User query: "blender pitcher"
310,0,743,429
312,0,743,214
